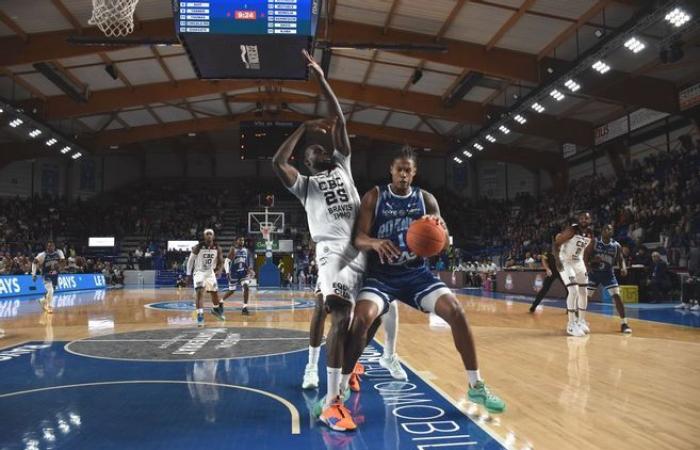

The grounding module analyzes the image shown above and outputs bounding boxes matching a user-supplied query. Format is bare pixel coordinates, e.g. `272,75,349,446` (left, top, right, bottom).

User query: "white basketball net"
261,225,274,242
89,0,140,37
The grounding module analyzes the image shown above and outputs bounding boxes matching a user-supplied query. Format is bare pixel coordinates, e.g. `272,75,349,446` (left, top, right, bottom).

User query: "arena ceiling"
0,0,698,170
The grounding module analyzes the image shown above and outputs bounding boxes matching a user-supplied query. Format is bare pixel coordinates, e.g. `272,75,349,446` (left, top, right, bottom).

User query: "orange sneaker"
348,372,361,392
319,397,357,432
353,363,365,376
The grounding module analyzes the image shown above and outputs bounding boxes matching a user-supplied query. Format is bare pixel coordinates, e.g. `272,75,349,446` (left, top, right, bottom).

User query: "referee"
529,247,564,312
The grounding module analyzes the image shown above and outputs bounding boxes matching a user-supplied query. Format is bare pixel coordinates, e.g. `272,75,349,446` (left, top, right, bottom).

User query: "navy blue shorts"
358,267,452,314
228,271,251,290
588,271,619,291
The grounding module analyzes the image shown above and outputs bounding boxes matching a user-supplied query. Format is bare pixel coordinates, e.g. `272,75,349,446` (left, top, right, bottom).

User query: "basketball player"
554,212,594,337
587,224,632,334
222,237,254,316
340,147,506,415
31,241,65,313
186,229,224,327
529,239,564,312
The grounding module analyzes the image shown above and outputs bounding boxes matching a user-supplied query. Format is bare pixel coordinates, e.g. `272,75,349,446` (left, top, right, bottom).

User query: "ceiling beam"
435,0,468,41
50,0,83,34
383,0,401,34
0,67,46,100
0,10,28,42
33,76,593,145
537,0,614,61
485,0,535,51
76,111,452,151
150,46,177,86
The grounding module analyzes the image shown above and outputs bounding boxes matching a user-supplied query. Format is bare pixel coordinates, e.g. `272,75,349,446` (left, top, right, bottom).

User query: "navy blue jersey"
368,184,427,278
591,238,621,273
38,250,65,286
229,247,251,279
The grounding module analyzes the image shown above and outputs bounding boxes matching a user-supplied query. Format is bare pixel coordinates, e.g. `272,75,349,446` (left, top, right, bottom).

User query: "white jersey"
287,150,361,243
559,228,592,263
193,245,219,273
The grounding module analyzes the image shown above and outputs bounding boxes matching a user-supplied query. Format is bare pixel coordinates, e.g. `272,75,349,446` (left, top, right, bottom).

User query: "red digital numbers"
234,10,256,20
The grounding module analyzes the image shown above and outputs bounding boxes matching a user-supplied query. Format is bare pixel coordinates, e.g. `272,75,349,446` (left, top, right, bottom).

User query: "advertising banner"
0,274,107,299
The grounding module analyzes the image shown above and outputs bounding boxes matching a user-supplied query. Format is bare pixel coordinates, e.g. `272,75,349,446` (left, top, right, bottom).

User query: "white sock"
197,308,204,314
621,317,628,324
325,368,342,406
577,286,588,321
467,369,482,387
566,285,577,323
383,302,398,358
339,373,351,392
308,346,320,367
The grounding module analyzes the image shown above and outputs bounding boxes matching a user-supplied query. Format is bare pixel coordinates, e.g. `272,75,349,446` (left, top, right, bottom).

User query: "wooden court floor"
1,287,699,450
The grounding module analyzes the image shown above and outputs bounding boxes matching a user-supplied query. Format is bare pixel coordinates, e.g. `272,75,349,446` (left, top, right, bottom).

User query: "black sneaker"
529,306,536,313
621,323,632,334
242,306,250,316
211,306,225,321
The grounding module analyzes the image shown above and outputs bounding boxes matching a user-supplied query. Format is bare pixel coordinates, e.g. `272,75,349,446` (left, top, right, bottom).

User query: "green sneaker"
312,389,351,417
468,381,505,413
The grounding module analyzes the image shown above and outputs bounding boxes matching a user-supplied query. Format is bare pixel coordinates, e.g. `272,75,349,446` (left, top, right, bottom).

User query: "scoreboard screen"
177,0,317,36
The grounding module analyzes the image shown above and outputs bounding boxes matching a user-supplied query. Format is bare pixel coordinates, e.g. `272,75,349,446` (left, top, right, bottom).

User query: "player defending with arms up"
222,237,255,316
187,229,224,327
587,224,631,334
32,241,65,313
341,147,506,414
555,212,595,337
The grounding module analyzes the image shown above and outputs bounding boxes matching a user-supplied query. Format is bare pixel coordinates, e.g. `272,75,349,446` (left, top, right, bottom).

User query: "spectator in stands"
524,252,536,269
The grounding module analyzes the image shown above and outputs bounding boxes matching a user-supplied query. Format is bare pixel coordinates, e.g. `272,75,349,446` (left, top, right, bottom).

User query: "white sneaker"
674,303,689,309
691,303,700,311
567,321,585,337
302,363,319,390
379,354,408,381
577,319,590,334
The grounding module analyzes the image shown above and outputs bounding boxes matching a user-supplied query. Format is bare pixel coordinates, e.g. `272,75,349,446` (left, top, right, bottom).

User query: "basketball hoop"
261,224,274,243
89,0,140,37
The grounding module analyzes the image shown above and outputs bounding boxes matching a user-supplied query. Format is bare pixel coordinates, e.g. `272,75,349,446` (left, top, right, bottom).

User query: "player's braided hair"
393,145,417,164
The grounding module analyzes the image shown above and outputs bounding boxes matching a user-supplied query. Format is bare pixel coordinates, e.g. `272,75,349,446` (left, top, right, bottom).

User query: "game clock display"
177,0,316,36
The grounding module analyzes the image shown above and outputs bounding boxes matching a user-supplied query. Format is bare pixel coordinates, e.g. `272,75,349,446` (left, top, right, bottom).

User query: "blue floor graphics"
0,330,506,450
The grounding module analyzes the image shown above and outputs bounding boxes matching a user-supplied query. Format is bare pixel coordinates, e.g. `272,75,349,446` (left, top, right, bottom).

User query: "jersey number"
323,188,348,206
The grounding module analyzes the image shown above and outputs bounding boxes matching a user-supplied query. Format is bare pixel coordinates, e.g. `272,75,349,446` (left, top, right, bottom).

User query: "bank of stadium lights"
665,7,691,27
453,156,463,164
564,79,581,92
71,152,82,160
550,89,565,101
45,138,57,147
531,102,545,113
624,37,646,53
513,114,527,125
9,118,23,128
485,134,496,143
462,150,473,158
60,146,71,154
498,125,511,135
28,129,42,138
473,142,484,151
592,60,611,74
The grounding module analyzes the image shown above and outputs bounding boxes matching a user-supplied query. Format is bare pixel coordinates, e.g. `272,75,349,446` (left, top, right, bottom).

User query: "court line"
372,337,515,450
0,380,300,434
73,337,310,342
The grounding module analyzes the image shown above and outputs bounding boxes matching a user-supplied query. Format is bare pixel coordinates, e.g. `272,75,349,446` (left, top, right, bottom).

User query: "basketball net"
89,0,139,37
261,225,274,245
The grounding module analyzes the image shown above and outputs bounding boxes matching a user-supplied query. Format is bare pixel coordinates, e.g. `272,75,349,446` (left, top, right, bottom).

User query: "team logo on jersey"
319,256,328,266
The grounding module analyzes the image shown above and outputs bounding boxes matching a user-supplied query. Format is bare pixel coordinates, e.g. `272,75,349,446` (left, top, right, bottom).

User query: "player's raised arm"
422,190,450,251
554,225,575,246
272,123,305,188
353,188,401,264
302,49,351,156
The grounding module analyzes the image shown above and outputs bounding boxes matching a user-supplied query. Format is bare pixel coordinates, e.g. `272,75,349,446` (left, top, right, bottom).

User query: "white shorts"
315,240,366,304
561,261,588,286
193,271,218,292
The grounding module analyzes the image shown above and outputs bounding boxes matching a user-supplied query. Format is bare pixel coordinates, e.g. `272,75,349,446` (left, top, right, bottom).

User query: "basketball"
407,217,447,257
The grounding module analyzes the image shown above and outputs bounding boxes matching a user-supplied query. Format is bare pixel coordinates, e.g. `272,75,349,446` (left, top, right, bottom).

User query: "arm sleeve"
186,252,196,276
224,258,231,274
286,174,310,206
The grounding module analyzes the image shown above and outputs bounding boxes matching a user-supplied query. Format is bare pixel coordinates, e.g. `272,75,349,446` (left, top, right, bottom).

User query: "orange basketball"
407,217,447,257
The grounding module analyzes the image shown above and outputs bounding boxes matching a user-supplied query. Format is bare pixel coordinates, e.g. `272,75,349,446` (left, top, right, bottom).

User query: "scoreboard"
177,0,315,35
173,0,320,79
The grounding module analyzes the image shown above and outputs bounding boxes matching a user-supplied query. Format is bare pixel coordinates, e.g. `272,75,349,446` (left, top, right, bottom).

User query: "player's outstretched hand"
304,117,335,134
621,267,628,277
371,239,401,264
302,49,323,77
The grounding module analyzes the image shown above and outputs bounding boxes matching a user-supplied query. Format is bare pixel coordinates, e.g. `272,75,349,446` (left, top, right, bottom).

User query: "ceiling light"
514,114,527,124
61,146,71,154
29,129,42,138
624,37,646,53
453,157,463,164
499,125,510,134
473,143,484,151
463,150,473,158
549,89,565,101
592,60,610,74
188,132,197,137
71,152,82,159
564,79,581,92
0,107,3,113
9,118,23,127
665,7,691,27
45,138,57,146
485,134,496,143
531,102,545,113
